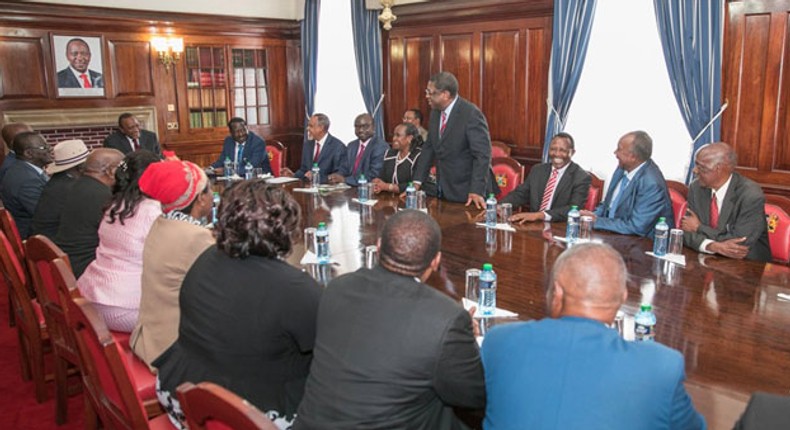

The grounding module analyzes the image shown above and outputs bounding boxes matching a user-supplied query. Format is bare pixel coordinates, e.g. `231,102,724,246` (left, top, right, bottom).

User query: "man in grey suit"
501,132,591,223
0,132,53,238
103,113,161,157
681,142,771,261
414,71,496,207
296,210,485,429
56,38,103,88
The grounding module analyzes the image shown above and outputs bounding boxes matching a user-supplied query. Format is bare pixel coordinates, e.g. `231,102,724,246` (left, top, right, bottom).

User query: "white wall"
28,0,305,20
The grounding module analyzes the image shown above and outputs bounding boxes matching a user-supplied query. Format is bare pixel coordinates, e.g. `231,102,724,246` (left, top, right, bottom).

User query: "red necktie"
710,194,719,229
80,73,92,88
133,138,139,151
440,111,447,136
313,142,321,163
540,169,559,211
352,143,366,174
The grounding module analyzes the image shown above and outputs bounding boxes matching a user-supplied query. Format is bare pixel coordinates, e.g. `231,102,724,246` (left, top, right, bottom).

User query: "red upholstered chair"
67,295,173,429
0,230,51,403
266,140,286,178
0,208,25,327
765,195,790,264
492,156,525,200
668,187,688,229
491,140,511,158
584,172,603,211
177,382,278,430
666,180,689,200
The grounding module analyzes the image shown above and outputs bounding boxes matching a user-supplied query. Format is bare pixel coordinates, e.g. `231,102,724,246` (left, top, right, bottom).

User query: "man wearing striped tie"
500,132,591,223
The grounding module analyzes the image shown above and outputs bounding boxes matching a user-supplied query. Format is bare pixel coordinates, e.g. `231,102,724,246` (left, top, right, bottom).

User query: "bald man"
54,148,123,278
297,210,485,429
681,142,771,262
0,122,34,184
481,243,704,429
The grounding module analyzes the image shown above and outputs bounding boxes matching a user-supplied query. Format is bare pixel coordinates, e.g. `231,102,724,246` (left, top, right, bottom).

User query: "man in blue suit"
209,117,270,177
0,132,53,238
582,130,674,237
327,113,387,186
282,113,345,184
481,242,705,430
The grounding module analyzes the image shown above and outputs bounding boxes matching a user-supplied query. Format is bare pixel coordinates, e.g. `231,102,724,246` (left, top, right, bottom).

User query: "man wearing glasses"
0,132,54,238
413,72,497,208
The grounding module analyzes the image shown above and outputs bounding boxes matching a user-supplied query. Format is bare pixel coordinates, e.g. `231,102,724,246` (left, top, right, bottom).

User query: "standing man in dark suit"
327,113,387,186
501,132,591,223
57,38,103,88
413,71,496,207
103,113,161,157
681,142,771,261
281,113,345,184
296,210,485,429
581,130,674,237
0,132,53,238
208,117,270,177
481,243,704,429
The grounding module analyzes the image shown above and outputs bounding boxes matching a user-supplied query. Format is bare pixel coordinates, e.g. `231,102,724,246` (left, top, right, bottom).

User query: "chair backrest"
0,230,41,342
177,382,278,430
491,140,511,158
491,156,525,200
67,295,151,430
584,172,604,211
0,208,25,265
266,140,286,178
676,201,688,229
765,194,790,264
666,180,689,200
668,188,687,228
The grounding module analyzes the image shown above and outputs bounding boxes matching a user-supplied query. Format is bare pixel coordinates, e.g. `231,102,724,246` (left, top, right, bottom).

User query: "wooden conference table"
224,179,790,429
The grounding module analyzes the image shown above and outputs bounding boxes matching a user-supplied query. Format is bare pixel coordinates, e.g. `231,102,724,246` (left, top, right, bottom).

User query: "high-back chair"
584,172,604,211
177,382,278,430
0,208,25,327
765,194,790,264
491,140,511,158
492,156,525,200
0,230,50,402
266,140,286,178
25,235,78,424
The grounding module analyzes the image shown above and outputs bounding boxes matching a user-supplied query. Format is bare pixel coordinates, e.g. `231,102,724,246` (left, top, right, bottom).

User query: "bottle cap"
313,163,318,167
360,174,366,180
640,304,652,312
318,222,326,228
658,217,665,222
483,263,493,271
571,205,578,210
489,193,494,198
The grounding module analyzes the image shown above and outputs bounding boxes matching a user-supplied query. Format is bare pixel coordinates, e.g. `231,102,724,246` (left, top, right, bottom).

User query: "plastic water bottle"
223,157,232,179
244,160,254,180
311,163,321,189
211,192,220,225
566,205,580,244
358,174,369,202
405,182,416,209
485,193,497,227
479,263,497,316
316,222,330,264
653,217,669,256
634,304,656,342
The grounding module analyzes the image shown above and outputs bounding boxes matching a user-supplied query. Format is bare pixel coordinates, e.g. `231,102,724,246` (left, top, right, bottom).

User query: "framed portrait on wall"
52,35,105,97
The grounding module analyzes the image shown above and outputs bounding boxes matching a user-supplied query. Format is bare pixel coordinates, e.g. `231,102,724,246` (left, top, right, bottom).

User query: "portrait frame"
52,34,106,98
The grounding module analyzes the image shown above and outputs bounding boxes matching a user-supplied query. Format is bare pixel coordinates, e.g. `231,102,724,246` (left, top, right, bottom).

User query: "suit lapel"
717,174,739,228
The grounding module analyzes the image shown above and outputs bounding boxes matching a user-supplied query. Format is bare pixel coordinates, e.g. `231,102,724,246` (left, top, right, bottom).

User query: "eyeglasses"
425,88,442,96
28,145,50,151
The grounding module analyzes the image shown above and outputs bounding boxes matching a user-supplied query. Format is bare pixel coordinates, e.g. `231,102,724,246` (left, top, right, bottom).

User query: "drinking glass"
253,167,264,178
499,203,513,224
579,216,593,242
303,227,317,254
465,268,481,302
364,245,379,269
668,229,684,256
416,190,427,212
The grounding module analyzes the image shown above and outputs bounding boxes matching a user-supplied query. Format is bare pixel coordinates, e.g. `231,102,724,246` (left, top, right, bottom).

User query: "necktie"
539,169,559,211
352,143,366,175
440,111,447,137
313,142,321,163
80,73,92,88
608,175,630,217
133,138,139,151
236,144,245,165
710,193,719,229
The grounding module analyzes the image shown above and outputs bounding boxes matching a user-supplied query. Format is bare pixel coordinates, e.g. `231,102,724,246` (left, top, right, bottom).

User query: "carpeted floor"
0,296,85,429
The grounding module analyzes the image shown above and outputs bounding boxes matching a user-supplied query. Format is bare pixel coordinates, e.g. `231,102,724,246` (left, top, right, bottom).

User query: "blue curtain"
350,0,385,138
543,0,597,161
654,0,724,184
301,0,320,124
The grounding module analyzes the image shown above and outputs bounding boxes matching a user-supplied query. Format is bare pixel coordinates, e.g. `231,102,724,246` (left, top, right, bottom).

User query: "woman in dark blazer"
372,122,422,194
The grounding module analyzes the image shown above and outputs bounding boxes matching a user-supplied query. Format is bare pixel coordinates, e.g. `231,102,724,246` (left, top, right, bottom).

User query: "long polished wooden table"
233,179,790,429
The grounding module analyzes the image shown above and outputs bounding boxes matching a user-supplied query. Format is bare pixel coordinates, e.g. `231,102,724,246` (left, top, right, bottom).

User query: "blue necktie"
236,144,245,165
608,175,630,217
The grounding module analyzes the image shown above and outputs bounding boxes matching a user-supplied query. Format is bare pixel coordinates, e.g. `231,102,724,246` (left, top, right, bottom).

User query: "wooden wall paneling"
108,39,153,97
774,12,790,173
0,35,48,99
438,33,475,104
403,36,433,134
480,29,521,150
385,35,403,137
524,18,551,158
756,12,786,173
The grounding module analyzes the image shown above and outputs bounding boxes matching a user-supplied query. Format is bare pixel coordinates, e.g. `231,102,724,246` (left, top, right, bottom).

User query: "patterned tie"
539,169,559,211
352,143,366,175
608,175,630,217
710,193,719,229
80,73,92,88
313,142,321,163
440,111,447,137
236,144,245,165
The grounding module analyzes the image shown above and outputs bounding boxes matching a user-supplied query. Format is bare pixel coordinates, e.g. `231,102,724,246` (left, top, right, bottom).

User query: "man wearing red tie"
56,38,104,89
282,113,345,184
681,142,771,261
327,113,387,186
103,113,162,157
500,132,591,223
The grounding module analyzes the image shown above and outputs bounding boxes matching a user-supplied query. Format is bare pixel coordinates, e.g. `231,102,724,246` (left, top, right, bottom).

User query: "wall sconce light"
152,36,184,72
379,0,397,31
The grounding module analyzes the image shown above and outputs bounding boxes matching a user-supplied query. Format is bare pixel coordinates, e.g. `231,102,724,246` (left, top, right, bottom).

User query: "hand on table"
707,237,749,259
280,167,294,177
465,193,486,209
327,173,345,185
510,211,544,224
578,210,596,222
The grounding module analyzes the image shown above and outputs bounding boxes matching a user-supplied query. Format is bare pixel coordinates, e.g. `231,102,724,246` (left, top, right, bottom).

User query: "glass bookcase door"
231,49,270,126
185,46,227,129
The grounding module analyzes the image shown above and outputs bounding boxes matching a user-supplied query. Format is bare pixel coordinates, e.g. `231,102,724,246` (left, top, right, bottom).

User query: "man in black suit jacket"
0,132,53,238
103,113,161,156
501,132,591,223
681,142,771,261
282,113,345,184
56,38,103,88
414,71,497,207
296,210,485,429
